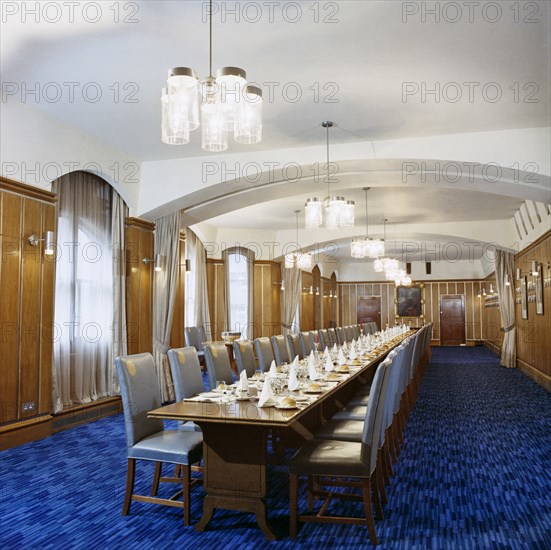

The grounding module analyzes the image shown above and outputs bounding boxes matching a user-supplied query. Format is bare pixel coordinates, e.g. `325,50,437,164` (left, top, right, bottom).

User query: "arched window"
222,247,254,339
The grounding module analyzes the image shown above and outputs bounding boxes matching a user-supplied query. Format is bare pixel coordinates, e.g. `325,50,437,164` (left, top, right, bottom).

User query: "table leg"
195,423,277,540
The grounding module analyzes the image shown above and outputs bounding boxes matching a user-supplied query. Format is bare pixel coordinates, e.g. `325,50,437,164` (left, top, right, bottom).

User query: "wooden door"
357,297,381,331
440,294,465,345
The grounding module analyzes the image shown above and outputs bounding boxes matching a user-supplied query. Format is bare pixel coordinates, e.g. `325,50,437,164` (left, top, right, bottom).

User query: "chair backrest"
271,335,290,366
299,331,313,358
360,358,392,473
204,343,234,389
352,325,361,340
383,347,405,432
254,337,275,372
336,327,346,345
399,335,415,396
167,347,204,401
287,333,302,360
344,326,353,342
115,353,163,448
233,340,256,377
184,326,205,351
327,328,337,346
318,329,329,351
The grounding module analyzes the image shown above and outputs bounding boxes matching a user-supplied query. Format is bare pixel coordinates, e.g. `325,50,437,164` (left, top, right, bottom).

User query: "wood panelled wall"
253,261,281,339
514,232,551,390
339,279,487,344
481,273,502,353
206,259,225,341
125,218,155,354
301,271,314,331
0,177,56,436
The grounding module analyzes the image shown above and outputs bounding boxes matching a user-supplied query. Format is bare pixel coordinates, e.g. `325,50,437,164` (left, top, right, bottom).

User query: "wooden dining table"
148,333,408,540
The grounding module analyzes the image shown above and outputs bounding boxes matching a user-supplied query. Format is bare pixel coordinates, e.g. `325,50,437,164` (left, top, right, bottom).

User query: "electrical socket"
22,402,35,412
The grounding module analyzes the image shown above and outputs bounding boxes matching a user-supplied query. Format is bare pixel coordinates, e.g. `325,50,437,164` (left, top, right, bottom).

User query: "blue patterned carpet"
1,347,550,549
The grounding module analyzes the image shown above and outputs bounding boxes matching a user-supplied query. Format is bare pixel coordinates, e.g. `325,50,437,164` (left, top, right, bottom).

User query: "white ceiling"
2,0,550,260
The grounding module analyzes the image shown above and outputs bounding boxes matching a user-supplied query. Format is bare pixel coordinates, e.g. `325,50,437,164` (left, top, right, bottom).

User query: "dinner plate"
199,392,220,399
275,404,298,410
303,389,323,394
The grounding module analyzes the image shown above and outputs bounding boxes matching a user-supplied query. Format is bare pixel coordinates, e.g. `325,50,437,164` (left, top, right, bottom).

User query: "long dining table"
148,332,409,540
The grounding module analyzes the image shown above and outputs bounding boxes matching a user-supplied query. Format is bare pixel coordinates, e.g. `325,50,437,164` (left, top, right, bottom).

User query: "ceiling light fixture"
161,0,262,150
305,121,354,229
373,218,398,278
351,187,385,259
285,210,312,270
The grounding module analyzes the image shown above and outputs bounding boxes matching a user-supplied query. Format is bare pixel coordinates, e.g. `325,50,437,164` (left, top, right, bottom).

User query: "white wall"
0,100,141,212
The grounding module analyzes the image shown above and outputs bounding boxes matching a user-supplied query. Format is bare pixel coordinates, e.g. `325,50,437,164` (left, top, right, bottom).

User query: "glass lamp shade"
383,258,400,280
305,198,323,229
365,238,385,259
166,68,200,131
297,252,313,270
351,238,366,259
161,88,190,145
325,196,346,229
342,200,355,227
394,269,412,286
201,102,228,152
373,258,384,272
216,67,247,131
234,85,262,144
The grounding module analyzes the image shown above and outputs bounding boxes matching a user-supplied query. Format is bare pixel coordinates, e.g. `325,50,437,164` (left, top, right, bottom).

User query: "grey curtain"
184,229,212,339
282,265,301,335
222,246,255,339
495,249,516,368
153,212,180,402
52,171,126,412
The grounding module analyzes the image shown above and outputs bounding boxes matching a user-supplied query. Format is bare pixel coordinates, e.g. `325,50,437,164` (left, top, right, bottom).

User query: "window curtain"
153,212,180,402
495,249,516,368
222,246,255,339
184,229,211,339
281,265,301,335
52,171,127,413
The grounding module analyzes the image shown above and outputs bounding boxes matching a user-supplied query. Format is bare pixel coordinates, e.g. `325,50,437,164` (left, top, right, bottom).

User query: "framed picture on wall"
536,262,544,315
395,284,424,318
521,276,528,320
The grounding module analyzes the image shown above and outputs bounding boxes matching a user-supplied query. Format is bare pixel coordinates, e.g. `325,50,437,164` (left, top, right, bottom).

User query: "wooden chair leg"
371,472,384,520
151,462,162,496
122,459,135,516
182,464,191,526
376,451,388,504
174,464,182,478
290,473,298,539
362,477,378,546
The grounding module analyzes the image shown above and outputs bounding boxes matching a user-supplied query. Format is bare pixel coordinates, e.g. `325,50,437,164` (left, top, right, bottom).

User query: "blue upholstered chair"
271,335,290,366
167,347,204,432
287,333,303,360
336,326,347,345
233,340,256,377
318,329,329,351
184,326,206,369
327,328,337,346
204,342,235,390
115,353,203,525
289,359,391,544
254,337,275,372
299,331,314,358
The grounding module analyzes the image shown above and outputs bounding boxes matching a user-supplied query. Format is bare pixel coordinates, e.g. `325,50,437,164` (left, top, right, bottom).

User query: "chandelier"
373,218,400,278
351,187,385,259
305,121,354,229
394,269,412,287
285,210,313,270
161,0,262,151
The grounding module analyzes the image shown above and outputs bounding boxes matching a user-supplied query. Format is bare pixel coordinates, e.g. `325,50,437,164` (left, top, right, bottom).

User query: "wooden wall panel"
271,263,282,336
0,177,57,427
339,278,486,345
125,218,155,354
301,271,314,331
206,259,225,341
170,233,186,349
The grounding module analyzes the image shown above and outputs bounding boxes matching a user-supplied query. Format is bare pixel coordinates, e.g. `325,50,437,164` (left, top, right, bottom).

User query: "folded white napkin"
338,348,347,366
238,370,248,391
351,338,356,350
269,360,277,378
308,350,315,369
332,343,338,354
323,346,330,358
308,359,320,381
288,364,300,391
292,355,300,368
258,378,277,407
349,346,357,361
324,353,334,372
357,339,364,354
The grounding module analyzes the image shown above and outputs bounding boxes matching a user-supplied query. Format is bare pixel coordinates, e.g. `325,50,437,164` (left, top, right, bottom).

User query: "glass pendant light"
286,210,312,270
351,187,382,259
217,66,247,131
234,85,263,144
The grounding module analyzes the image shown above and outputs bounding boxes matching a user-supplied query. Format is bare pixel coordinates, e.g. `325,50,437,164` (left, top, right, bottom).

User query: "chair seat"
347,394,370,406
178,420,202,433
331,405,367,421
290,439,370,477
315,420,363,442
128,429,203,465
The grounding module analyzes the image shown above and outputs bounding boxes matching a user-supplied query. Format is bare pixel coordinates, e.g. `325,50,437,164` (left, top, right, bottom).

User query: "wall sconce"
489,283,494,294
143,254,163,271
516,268,522,280
28,231,55,255
315,287,320,296
504,273,510,286
477,290,481,298
482,288,487,296
531,260,539,276
273,280,285,291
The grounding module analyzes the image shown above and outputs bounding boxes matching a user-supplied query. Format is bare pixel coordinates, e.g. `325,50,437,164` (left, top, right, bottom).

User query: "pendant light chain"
208,0,213,77
365,187,369,238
